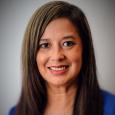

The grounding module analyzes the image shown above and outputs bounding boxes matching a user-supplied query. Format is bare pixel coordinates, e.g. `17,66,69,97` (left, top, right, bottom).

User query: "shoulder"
8,107,16,115
101,90,115,115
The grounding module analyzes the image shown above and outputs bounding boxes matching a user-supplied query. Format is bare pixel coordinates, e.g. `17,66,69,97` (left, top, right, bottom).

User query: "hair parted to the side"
15,1,103,115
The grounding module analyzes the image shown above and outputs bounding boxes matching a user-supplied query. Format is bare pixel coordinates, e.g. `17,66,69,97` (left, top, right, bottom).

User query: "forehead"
41,18,79,40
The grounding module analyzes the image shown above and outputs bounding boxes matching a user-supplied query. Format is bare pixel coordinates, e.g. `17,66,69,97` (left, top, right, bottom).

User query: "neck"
44,83,77,115
47,84,77,101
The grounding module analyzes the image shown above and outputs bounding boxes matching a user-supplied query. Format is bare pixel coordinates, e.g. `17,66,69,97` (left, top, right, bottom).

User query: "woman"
9,1,115,115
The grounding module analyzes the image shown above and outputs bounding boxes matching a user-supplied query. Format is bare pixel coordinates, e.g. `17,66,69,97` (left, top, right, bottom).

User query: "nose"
50,46,65,62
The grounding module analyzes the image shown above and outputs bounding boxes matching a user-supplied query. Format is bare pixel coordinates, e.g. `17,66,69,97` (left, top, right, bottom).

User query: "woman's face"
36,18,83,88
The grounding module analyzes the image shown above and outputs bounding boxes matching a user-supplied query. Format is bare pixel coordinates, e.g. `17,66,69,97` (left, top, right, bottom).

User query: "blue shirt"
9,90,115,115
102,91,115,115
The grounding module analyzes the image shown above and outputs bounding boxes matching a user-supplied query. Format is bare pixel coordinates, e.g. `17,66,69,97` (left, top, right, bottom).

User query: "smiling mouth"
47,65,69,75
48,65,69,71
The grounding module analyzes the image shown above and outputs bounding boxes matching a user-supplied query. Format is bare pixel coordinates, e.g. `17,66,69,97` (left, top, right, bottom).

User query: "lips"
48,65,69,70
47,65,69,75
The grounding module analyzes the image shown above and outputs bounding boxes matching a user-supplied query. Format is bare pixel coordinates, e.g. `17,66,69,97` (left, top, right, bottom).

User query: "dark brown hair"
15,1,103,115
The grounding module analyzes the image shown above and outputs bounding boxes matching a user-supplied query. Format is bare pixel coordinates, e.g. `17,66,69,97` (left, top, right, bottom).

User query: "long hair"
15,1,103,115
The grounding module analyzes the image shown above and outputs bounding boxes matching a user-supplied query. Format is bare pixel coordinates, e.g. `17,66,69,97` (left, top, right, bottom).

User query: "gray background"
0,0,115,115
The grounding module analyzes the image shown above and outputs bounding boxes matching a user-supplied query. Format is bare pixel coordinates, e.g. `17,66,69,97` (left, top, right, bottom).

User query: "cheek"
68,47,82,63
68,47,83,73
72,54,82,70
36,53,46,69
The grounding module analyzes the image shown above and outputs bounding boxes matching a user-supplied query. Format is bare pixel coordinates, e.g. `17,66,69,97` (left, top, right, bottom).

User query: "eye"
39,43,50,49
63,41,76,47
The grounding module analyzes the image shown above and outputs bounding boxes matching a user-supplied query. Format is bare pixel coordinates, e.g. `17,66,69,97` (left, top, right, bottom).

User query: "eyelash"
39,41,76,49
39,43,50,49
63,41,76,47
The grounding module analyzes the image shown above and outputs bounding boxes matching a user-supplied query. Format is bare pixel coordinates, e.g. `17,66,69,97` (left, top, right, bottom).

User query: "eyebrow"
63,35,78,39
40,35,79,42
39,39,49,42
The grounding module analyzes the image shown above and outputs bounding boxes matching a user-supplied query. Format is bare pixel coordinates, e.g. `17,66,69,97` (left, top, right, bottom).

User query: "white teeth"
49,66,66,71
